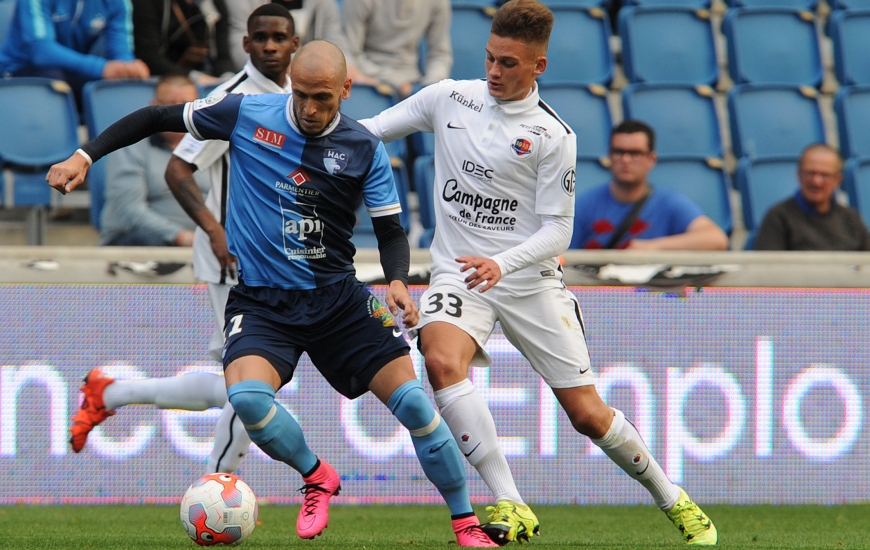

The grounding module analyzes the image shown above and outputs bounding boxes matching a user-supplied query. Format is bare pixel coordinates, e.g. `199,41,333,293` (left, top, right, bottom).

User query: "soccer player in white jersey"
69,4,298,475
361,0,717,545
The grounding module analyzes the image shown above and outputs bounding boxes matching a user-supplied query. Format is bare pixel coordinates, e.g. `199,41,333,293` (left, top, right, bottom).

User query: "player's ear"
290,36,300,54
534,56,547,78
243,35,250,54
341,78,351,100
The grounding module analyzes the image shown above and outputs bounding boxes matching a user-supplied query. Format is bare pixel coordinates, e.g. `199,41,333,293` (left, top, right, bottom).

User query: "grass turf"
1,504,869,549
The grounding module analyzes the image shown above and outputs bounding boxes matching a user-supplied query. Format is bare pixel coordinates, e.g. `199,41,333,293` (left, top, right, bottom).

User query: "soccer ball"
180,473,258,546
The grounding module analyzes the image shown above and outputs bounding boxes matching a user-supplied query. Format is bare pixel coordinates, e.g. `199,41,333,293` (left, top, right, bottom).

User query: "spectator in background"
0,0,150,99
754,144,870,251
131,0,235,87
343,0,452,98
570,120,729,250
100,75,209,247
225,0,345,71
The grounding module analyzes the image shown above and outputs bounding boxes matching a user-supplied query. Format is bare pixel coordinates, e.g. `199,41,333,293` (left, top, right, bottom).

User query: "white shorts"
206,282,231,362
415,280,594,388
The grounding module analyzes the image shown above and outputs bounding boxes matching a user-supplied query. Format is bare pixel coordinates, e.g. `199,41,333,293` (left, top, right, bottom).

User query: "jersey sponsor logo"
281,201,326,260
461,160,494,183
511,137,533,158
442,179,519,231
520,123,552,139
192,92,228,110
287,168,310,186
323,148,349,175
449,90,483,112
540,270,555,277
367,297,397,327
561,167,576,196
253,125,286,149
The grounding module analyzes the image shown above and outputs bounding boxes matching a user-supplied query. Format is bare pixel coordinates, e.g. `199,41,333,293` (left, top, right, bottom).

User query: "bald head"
289,40,352,136
291,40,347,85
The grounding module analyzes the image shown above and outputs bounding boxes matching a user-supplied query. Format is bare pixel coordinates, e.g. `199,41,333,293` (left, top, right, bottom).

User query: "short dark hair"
491,0,554,49
799,143,842,171
611,119,656,152
248,3,296,35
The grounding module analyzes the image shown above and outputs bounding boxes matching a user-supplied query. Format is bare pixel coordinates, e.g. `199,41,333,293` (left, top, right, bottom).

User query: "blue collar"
794,191,831,216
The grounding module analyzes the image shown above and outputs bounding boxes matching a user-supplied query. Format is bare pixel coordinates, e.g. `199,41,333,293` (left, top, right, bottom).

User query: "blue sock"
387,380,472,516
227,380,317,475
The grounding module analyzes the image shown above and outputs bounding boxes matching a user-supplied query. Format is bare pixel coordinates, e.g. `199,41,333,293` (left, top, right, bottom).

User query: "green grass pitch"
2,504,869,549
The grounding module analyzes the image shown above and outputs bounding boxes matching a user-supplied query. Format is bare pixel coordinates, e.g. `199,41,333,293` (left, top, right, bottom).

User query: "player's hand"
385,280,420,328
457,255,502,293
207,225,238,277
46,152,90,194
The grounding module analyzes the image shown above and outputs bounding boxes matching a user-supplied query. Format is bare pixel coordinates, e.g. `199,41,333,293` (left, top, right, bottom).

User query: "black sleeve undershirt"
372,214,410,287
81,104,187,164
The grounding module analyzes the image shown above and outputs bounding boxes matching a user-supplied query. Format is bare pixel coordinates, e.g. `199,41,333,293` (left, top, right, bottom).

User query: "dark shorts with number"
222,275,410,399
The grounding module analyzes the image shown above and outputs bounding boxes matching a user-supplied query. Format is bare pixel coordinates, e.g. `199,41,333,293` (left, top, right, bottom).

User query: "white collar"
483,80,541,115
244,60,293,93
284,99,342,138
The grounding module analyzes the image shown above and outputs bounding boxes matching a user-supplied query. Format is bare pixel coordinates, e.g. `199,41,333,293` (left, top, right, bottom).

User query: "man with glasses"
754,143,870,251
570,120,728,250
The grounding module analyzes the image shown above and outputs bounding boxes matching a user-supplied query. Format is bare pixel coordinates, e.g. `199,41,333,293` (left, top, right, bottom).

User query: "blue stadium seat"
843,157,870,227
726,0,817,8
621,83,722,157
835,86,870,159
413,155,437,248
575,157,612,197
830,10,870,87
539,83,611,159
723,8,823,88
832,0,870,8
627,0,711,6
618,6,717,86
0,0,15,47
727,84,825,159
450,6,494,81
81,78,157,230
735,156,799,233
649,157,733,233
0,77,80,243
537,6,613,86
342,83,404,159
351,163,412,249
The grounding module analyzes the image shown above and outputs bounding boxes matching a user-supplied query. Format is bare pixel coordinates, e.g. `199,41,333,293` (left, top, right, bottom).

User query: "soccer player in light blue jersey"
47,40,496,547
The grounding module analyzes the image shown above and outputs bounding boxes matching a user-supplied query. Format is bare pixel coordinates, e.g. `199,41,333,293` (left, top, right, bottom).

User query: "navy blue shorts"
222,276,410,399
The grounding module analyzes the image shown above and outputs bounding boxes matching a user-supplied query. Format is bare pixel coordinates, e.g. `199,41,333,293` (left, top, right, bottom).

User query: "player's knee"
568,407,611,439
227,380,276,428
386,380,436,431
423,352,464,388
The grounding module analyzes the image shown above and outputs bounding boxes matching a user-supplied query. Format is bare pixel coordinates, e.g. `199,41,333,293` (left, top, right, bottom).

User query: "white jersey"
362,78,577,294
173,61,293,285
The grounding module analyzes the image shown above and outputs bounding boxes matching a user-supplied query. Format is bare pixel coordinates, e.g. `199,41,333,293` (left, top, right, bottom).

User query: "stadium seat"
351,163,412,249
537,6,613,86
621,83,722,158
575,157,612,197
726,0,817,9
0,0,14,47
649,157,733,233
539,83,612,159
723,8,823,88
82,78,157,231
450,6,494,81
735,156,799,233
342,83,404,159
626,0,711,6
830,10,870,87
843,156,870,227
413,155,437,248
618,6,718,86
0,77,80,244
831,0,870,8
834,86,870,159
727,84,825,159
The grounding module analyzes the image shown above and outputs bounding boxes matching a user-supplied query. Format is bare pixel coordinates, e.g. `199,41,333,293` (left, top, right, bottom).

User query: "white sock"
592,408,680,510
434,379,525,504
207,401,252,473
102,373,227,411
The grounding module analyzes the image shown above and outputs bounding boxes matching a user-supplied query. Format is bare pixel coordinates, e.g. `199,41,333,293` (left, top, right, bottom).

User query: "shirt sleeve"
359,80,441,142
753,204,789,251
173,132,229,170
103,0,135,61
535,132,577,217
20,0,108,78
362,142,402,217
421,0,452,84
664,191,705,234
492,215,573,277
183,92,244,142
341,0,379,75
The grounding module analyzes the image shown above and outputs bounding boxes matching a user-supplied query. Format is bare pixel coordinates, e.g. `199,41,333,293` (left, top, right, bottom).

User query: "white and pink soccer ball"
180,473,258,546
